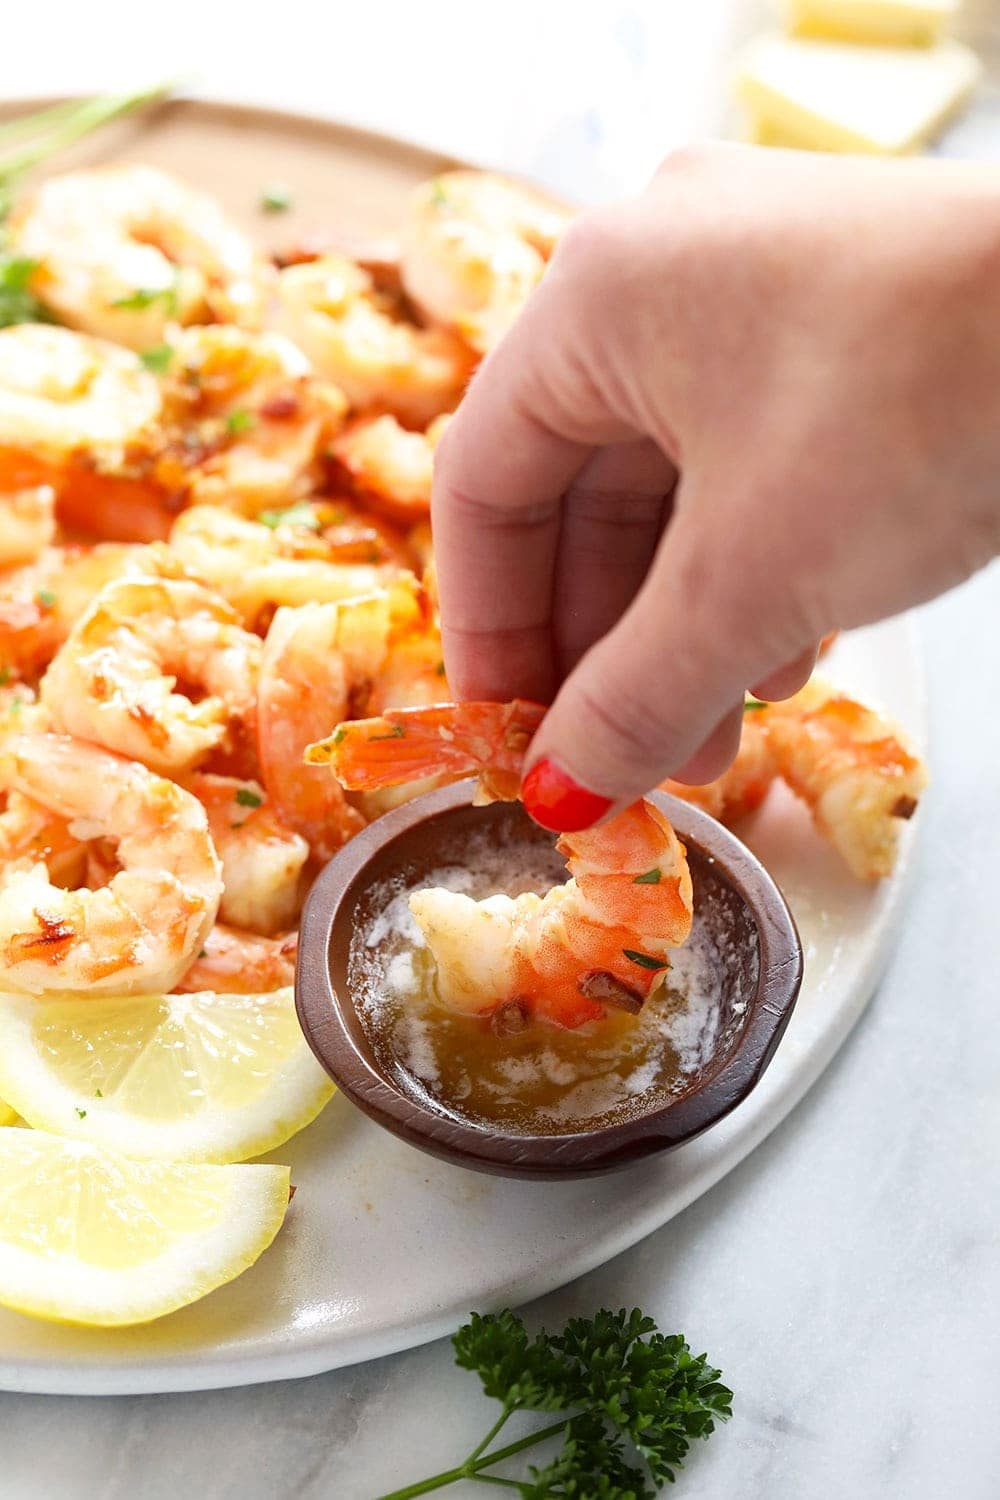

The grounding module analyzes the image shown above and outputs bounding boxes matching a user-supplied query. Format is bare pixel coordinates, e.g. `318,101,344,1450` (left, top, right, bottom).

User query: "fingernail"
521,757,613,832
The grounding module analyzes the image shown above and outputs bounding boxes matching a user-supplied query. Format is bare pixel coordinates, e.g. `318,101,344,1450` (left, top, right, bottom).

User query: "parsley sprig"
375,1308,732,1498
0,82,177,329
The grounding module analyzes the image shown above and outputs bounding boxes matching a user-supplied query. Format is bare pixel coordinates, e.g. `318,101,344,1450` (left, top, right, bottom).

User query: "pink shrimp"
763,678,928,880
661,710,777,822
186,773,309,935
308,701,692,1029
173,924,297,994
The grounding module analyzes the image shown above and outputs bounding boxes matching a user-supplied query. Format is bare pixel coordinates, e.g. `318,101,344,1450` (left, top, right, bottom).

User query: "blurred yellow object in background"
788,0,960,48
737,34,980,153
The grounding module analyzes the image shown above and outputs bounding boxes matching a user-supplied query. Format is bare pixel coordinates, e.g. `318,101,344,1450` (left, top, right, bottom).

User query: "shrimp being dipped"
11,165,270,346
309,701,693,1029
331,413,449,524
42,576,261,776
763,679,928,881
276,255,473,425
173,924,297,995
186,773,308,935
0,733,221,995
401,171,570,354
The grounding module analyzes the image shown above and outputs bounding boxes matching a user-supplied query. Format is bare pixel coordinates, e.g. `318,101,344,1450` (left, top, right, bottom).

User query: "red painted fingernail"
521,757,613,832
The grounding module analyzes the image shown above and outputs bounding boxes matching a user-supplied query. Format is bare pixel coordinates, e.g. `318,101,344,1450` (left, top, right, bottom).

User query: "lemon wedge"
0,1129,290,1326
0,987,333,1163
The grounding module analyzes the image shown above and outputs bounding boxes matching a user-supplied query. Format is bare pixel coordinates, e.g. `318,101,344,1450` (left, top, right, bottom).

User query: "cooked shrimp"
763,679,928,880
0,487,55,567
42,576,261,776
256,599,388,861
401,171,570,354
0,540,172,682
0,732,221,994
256,576,433,853
0,789,83,890
173,924,297,995
311,697,544,802
0,324,169,541
0,685,50,739
331,413,449,524
0,690,81,884
310,701,692,1028
661,710,777,822
169,505,397,628
11,165,270,347
275,255,474,424
152,324,347,515
186,773,308,935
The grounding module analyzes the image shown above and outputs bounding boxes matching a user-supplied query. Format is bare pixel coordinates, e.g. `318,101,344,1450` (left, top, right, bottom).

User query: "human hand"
431,144,1000,830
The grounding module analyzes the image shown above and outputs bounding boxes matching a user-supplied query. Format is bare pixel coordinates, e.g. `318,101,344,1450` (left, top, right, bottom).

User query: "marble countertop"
2,4,999,1496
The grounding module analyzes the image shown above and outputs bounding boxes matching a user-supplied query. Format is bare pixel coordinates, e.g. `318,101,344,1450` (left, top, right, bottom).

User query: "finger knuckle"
653,142,718,183
551,207,632,290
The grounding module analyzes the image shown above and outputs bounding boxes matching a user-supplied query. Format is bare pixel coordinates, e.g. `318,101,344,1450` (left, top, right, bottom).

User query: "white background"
1,3,999,1496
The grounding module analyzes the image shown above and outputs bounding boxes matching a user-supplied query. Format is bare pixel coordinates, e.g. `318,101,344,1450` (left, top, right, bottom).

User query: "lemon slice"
0,1098,18,1127
0,988,334,1163
0,1129,289,1326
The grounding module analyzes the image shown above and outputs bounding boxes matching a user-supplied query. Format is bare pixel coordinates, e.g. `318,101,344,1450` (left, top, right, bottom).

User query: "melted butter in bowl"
347,826,758,1137
297,785,799,1178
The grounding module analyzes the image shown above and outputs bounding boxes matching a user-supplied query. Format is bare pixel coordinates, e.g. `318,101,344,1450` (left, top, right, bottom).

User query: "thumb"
520,485,814,830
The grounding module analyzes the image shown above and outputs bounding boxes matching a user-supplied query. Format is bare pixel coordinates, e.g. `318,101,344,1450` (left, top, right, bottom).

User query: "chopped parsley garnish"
332,727,348,745
260,184,293,214
633,867,661,885
94,1088,103,1099
258,501,320,531
75,1107,87,1119
0,254,48,329
139,344,174,374
369,724,405,741
374,1307,732,1499
235,787,262,808
224,407,256,436
112,283,178,314
622,948,665,971
743,698,767,712
34,588,56,609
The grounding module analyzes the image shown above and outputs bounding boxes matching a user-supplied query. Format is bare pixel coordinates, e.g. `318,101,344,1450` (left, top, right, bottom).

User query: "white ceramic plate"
0,100,927,1394
0,615,925,1394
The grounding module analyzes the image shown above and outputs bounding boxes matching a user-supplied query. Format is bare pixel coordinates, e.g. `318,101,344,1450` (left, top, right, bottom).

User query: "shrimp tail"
306,699,546,799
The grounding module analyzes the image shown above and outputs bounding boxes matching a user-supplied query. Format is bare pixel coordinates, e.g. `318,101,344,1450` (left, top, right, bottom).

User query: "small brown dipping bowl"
296,784,803,1180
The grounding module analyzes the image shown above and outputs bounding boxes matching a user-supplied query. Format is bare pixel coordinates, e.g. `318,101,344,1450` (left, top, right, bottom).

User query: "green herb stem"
0,80,178,183
373,1419,568,1500
464,1407,512,1466
0,98,83,151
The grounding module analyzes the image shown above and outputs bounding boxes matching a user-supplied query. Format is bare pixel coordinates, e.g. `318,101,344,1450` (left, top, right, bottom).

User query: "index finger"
432,366,585,703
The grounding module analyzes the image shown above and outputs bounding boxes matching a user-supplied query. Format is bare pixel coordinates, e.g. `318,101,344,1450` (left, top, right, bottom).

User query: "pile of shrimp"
0,159,926,1032
0,161,568,1006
